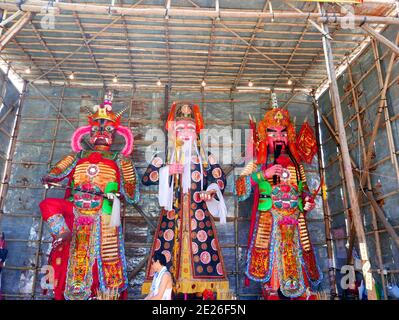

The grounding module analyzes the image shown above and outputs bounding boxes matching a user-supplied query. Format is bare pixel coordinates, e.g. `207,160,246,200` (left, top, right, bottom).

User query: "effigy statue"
235,93,322,300
141,102,229,299
39,92,139,300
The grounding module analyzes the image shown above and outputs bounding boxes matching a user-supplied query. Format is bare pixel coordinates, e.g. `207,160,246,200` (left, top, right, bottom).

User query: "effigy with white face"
141,102,229,299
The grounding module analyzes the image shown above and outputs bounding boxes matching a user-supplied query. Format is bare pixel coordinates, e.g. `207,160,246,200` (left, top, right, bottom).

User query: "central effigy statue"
39,93,139,300
141,102,229,299
235,93,322,300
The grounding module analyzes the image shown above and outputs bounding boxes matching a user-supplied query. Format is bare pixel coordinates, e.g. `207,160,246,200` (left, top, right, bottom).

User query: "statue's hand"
199,190,216,202
53,231,72,249
263,164,283,179
41,176,55,189
169,163,184,175
303,196,316,212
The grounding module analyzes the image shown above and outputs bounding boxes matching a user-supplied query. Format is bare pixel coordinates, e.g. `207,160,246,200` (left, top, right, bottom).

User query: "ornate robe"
235,154,322,298
141,153,229,296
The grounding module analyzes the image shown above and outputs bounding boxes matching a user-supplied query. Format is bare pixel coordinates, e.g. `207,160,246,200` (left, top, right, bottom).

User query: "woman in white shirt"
144,253,173,300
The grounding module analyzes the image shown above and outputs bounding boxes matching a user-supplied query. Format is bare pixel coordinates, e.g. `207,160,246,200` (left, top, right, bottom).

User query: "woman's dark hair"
153,252,167,266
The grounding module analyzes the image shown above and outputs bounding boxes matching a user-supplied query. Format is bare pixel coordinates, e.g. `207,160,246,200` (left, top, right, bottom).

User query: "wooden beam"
0,11,32,51
1,1,398,24
320,3,377,300
362,24,399,56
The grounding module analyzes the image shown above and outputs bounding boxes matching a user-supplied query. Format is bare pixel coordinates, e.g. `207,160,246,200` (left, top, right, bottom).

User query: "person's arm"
148,273,171,300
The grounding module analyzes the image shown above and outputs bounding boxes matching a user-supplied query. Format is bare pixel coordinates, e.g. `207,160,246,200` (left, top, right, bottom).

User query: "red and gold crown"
256,93,300,163
86,98,127,127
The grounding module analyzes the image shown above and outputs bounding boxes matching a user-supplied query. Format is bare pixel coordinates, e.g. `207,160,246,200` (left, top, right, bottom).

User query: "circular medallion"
211,239,218,251
163,229,174,242
193,191,202,203
191,170,201,182
192,242,198,254
197,230,207,242
217,179,224,190
154,238,161,251
149,171,159,182
195,209,205,221
216,263,223,275
212,168,222,179
152,157,163,168
167,210,175,220
200,251,211,264
86,164,99,178
191,218,197,231
162,250,171,263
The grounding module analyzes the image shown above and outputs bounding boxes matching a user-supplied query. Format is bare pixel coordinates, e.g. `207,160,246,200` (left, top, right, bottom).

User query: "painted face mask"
71,99,134,157
175,119,197,141
266,125,288,154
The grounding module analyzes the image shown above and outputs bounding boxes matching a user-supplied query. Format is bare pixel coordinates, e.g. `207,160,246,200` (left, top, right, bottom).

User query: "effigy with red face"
39,92,139,300
235,93,322,300
141,102,229,299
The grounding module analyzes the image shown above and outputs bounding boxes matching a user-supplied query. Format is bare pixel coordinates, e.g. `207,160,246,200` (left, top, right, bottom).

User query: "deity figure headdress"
71,92,134,157
255,93,300,164
165,102,204,133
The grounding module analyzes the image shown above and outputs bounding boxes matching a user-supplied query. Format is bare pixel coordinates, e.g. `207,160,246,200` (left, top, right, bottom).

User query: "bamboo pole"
320,3,377,300
362,24,399,56
0,11,32,51
0,1,397,24
231,91,240,299
371,38,399,184
312,97,338,299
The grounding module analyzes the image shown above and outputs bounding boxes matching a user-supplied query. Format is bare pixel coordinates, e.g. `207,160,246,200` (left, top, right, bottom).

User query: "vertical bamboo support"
320,3,377,300
371,38,399,184
230,90,239,299
312,97,338,299
0,64,12,210
31,85,65,299
346,59,387,299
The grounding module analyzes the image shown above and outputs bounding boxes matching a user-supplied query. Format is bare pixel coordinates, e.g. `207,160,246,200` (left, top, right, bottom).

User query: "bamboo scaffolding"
320,2,377,300
312,98,338,299
29,85,65,299
346,58,387,299
232,0,269,90
345,33,399,270
371,39,399,185
0,11,33,51
0,81,26,210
